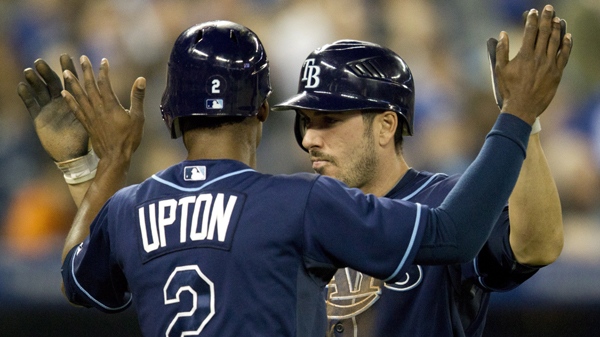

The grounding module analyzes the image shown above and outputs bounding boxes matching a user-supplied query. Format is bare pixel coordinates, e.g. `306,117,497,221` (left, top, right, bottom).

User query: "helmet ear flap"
294,112,308,152
171,118,181,138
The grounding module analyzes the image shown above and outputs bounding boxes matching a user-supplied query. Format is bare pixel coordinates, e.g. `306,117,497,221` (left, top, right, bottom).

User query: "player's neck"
362,154,410,197
184,126,259,168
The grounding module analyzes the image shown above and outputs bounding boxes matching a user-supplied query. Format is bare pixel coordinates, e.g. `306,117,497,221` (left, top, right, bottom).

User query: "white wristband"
55,149,99,185
530,117,541,135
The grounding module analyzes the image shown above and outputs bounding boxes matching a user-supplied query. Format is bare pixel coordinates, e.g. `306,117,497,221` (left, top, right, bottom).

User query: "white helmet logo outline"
302,58,320,89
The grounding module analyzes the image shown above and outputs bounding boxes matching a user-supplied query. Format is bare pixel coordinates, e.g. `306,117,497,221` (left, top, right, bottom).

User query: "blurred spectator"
1,163,76,259
0,23,48,233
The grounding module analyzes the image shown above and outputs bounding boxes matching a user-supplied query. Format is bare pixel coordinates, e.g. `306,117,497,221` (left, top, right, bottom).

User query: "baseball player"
19,20,552,336
272,5,569,337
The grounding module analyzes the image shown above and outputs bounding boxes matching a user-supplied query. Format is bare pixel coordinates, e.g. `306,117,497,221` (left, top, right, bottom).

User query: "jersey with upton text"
62,160,430,337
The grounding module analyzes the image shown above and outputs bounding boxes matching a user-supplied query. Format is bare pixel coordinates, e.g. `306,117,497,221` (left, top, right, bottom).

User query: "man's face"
299,109,378,189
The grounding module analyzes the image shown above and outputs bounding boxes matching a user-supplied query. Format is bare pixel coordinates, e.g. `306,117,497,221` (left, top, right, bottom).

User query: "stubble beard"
312,133,378,190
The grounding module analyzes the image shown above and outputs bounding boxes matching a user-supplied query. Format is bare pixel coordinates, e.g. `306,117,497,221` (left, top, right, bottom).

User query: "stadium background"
0,0,599,336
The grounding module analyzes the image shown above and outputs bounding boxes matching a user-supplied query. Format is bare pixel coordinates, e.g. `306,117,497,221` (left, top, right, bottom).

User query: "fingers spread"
546,17,563,59
63,69,92,128
17,82,41,118
98,58,121,111
495,32,509,68
60,54,78,78
80,55,105,116
60,54,79,93
35,58,64,99
23,66,51,105
520,9,539,56
534,5,555,57
130,77,146,122
557,33,573,70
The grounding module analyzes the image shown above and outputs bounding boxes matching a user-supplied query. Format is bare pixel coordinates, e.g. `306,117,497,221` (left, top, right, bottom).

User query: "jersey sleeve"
414,113,531,264
462,207,541,291
304,113,532,285
61,198,132,313
303,176,429,284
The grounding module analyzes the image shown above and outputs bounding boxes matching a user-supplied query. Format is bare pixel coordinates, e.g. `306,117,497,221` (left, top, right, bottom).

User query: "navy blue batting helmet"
272,40,414,151
160,20,271,138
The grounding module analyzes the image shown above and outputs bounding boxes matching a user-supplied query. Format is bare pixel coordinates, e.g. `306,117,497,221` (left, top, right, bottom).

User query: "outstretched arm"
417,4,572,263
509,133,563,265
60,56,145,262
491,6,568,266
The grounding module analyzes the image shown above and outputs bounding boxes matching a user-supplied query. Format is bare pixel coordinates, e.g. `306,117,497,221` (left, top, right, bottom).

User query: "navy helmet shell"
161,20,271,138
273,40,414,151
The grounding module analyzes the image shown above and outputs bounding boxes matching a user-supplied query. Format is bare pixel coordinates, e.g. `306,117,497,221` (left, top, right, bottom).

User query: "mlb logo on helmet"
184,166,207,181
206,99,224,109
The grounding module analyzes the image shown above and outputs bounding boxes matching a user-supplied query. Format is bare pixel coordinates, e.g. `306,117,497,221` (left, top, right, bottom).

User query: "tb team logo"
326,265,423,319
326,268,382,319
302,58,320,88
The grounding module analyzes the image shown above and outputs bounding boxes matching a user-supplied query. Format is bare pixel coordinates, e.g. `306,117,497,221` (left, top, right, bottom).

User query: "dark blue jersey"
62,160,432,337
326,169,541,337
61,113,532,337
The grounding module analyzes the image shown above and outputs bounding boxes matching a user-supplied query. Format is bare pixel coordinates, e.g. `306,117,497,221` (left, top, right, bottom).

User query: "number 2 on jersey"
164,265,215,336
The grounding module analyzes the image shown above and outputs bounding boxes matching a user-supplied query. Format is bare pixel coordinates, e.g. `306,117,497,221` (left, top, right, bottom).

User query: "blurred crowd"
0,0,599,304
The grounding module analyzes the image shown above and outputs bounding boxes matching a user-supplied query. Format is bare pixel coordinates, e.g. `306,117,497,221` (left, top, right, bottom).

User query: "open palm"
17,54,89,162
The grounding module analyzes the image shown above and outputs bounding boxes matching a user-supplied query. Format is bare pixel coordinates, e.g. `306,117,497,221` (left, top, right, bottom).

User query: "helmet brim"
272,91,394,112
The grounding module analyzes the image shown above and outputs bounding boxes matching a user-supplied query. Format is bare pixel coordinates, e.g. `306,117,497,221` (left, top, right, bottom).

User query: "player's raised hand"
61,56,145,163
17,54,89,162
491,5,572,125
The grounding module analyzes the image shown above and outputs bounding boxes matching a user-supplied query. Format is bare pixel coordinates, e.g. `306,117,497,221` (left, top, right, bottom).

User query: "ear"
377,111,398,146
257,100,270,122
